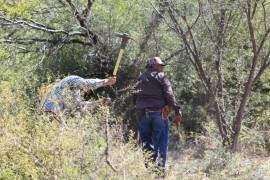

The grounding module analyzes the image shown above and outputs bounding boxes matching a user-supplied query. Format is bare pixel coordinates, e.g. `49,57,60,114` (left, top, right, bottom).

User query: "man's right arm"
84,77,116,90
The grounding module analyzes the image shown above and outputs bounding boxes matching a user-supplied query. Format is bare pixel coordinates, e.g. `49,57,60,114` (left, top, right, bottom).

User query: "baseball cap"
146,57,166,68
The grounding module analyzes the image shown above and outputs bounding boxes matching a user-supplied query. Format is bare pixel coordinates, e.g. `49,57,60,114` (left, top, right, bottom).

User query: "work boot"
152,165,166,179
159,167,166,179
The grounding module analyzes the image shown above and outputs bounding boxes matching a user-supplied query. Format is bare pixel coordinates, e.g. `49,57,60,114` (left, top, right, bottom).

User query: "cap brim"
158,63,166,66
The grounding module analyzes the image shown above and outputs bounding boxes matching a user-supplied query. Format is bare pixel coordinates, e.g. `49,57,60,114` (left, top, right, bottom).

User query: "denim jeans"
138,111,169,167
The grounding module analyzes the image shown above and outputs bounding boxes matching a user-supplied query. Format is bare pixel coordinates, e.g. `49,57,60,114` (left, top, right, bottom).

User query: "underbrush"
167,121,270,179
1,80,270,179
0,81,155,179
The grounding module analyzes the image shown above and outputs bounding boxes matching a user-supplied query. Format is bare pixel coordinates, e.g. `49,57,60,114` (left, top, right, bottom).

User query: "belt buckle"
145,111,149,118
145,108,151,118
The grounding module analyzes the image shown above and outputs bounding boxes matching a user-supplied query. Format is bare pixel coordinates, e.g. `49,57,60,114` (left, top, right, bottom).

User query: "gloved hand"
162,105,170,119
101,96,112,106
174,110,182,127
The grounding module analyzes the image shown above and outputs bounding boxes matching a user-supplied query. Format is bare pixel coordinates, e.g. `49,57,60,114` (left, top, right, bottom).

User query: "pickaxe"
113,33,132,76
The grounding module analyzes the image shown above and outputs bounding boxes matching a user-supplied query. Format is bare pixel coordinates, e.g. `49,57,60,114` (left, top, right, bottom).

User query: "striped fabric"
41,75,105,114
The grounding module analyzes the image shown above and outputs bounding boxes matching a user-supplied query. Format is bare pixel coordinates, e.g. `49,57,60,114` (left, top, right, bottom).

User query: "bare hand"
104,77,116,86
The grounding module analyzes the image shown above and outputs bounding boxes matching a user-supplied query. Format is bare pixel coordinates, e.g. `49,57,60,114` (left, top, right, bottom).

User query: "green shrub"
0,82,155,179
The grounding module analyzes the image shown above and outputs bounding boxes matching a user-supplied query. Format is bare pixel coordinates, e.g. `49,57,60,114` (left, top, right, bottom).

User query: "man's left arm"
161,76,182,126
161,76,178,109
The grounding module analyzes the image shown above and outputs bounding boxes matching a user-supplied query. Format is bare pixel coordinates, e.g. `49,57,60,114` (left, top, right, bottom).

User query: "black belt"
145,107,162,112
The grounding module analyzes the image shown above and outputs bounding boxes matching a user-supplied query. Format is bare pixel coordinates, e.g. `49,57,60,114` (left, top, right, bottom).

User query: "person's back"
135,57,182,172
136,68,167,110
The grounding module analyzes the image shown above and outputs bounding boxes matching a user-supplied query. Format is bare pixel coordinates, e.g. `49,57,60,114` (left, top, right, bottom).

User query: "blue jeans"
138,111,169,167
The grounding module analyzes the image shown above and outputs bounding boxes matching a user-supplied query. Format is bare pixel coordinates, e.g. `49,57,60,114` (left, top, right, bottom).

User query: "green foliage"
167,121,270,179
0,0,42,18
1,0,270,178
0,83,155,179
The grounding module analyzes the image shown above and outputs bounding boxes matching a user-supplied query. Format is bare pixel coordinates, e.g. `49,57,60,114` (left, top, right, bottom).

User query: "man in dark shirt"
135,57,182,170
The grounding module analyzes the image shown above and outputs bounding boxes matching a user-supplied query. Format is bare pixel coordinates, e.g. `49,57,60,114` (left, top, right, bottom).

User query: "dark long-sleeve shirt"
135,68,179,110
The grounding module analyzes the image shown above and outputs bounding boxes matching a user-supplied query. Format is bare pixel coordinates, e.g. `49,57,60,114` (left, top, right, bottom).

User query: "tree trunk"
231,82,253,151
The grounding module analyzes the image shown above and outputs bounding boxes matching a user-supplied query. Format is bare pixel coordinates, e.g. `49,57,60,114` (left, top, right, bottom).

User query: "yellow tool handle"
113,48,125,76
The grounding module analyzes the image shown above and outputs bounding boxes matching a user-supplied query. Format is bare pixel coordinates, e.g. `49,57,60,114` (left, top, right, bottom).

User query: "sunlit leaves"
0,0,43,18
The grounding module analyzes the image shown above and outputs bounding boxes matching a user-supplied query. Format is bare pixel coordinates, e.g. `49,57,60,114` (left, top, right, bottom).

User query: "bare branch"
65,0,98,44
224,9,234,34
1,17,88,39
214,6,226,111
2,38,94,46
207,0,219,24
27,19,47,28
253,49,270,85
232,1,266,151
137,1,168,55
256,28,270,55
201,12,215,42
188,0,202,30
164,48,185,62
247,1,257,54
251,0,260,19
5,44,33,54
82,0,94,18
104,108,117,172
65,0,79,15
1,18,68,34
181,16,199,58
168,7,215,95
245,0,270,76
167,3,212,91
226,13,243,46
262,0,267,31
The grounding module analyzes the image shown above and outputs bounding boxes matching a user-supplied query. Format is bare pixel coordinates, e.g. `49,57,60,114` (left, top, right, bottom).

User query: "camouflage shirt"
41,75,105,114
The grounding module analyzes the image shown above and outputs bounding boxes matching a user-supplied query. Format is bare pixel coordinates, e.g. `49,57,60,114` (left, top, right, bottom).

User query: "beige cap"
146,57,166,67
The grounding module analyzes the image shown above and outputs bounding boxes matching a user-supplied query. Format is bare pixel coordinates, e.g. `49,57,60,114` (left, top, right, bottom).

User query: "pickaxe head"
114,32,131,39
114,32,133,48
